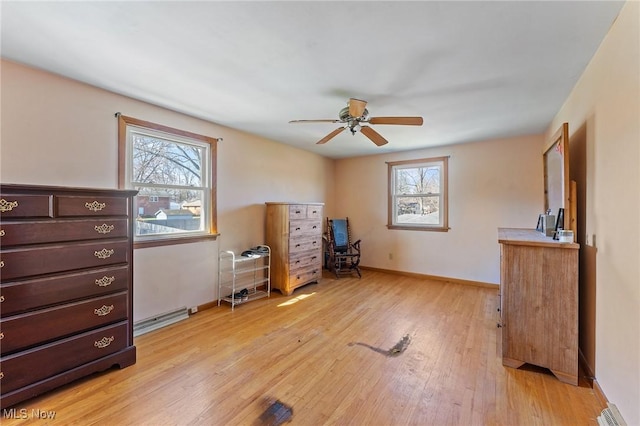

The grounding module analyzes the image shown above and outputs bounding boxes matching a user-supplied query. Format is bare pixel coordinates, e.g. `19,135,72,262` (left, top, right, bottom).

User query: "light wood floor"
2,270,604,425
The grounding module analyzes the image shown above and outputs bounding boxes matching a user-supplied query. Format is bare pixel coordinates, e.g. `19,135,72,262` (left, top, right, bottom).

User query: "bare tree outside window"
130,132,209,236
132,134,204,205
118,115,218,247
388,157,449,231
133,135,202,186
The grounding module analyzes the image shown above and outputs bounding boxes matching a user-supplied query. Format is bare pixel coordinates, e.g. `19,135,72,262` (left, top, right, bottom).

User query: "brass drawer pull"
94,336,115,349
0,372,4,380
0,295,4,303
0,332,4,340
94,248,114,259
0,199,19,212
94,224,115,234
94,304,114,316
0,260,4,268
95,276,115,287
0,229,5,237
85,201,106,212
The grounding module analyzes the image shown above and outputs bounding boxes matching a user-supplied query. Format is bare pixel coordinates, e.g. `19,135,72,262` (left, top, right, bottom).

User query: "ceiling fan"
289,98,423,146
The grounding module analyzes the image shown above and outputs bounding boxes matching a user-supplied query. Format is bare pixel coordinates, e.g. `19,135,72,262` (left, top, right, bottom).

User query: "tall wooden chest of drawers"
265,202,323,296
0,184,138,408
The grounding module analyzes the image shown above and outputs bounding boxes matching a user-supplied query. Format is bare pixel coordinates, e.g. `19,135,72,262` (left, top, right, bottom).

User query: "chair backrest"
330,218,349,250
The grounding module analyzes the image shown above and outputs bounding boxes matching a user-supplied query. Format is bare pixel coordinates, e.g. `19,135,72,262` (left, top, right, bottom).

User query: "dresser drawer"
1,240,129,280
289,248,322,272
289,268,321,288
0,292,127,355
0,194,53,219
0,218,129,247
1,266,130,316
289,219,321,238
0,322,128,394
288,204,307,220
290,236,322,253
306,205,323,219
56,195,129,217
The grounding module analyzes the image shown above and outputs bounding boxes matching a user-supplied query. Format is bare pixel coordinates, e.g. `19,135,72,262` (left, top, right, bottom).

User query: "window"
118,115,218,247
387,156,449,231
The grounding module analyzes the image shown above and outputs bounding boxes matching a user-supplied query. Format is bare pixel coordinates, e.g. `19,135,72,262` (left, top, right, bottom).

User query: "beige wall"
334,134,544,284
0,60,335,322
546,1,639,423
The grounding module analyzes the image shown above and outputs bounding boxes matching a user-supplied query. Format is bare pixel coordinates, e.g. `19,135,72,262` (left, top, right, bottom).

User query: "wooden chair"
326,217,361,278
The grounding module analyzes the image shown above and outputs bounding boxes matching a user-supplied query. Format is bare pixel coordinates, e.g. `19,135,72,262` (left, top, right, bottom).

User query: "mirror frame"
543,122,575,235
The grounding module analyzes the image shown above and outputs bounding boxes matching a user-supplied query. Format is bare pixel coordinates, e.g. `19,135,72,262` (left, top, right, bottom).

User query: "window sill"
387,225,450,232
134,233,219,249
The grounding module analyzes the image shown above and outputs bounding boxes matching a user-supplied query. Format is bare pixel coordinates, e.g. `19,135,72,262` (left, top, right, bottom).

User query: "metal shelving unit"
218,245,271,310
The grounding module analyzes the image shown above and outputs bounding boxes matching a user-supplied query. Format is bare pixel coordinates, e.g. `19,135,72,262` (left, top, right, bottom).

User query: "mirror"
543,122,574,234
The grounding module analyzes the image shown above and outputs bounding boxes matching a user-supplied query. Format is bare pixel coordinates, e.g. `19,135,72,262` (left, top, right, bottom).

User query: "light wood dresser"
498,228,579,385
265,202,323,296
0,184,137,408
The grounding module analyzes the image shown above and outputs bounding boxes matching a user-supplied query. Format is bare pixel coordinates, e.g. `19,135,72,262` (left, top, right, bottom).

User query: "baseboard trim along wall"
195,300,219,313
578,349,612,418
359,266,498,290
593,379,609,410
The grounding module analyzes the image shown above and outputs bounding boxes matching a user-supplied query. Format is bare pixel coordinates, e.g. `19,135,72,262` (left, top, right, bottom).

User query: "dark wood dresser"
0,184,138,408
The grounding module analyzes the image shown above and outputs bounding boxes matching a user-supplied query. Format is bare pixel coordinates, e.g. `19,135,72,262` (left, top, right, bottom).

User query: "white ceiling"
1,1,625,159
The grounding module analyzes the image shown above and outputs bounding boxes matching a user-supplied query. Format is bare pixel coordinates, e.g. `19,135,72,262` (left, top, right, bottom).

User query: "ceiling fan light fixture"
339,106,350,121
339,106,369,121
291,98,423,147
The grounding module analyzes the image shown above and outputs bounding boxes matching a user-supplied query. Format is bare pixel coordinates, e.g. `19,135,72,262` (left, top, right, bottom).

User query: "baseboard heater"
133,307,190,337
597,404,626,426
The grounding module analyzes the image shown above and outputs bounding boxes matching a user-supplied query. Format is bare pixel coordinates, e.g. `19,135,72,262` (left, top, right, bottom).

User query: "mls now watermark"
3,408,57,419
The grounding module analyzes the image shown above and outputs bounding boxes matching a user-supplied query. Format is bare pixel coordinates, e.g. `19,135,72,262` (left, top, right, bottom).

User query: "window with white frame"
118,115,218,247
388,156,449,231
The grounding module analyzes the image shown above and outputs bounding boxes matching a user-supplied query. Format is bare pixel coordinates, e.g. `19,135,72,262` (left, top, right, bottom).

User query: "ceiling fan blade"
317,127,346,144
289,119,341,124
348,98,367,118
360,126,389,146
368,116,424,126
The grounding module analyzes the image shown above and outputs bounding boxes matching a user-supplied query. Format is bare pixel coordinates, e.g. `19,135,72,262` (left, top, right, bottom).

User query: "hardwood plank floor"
2,270,604,425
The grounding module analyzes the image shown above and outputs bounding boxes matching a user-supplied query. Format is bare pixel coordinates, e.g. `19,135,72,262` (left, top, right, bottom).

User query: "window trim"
117,114,219,248
387,156,449,232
